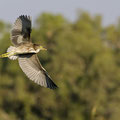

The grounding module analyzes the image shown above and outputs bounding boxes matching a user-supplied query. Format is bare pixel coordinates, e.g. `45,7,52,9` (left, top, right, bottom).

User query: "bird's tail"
0,52,17,60
0,46,18,60
6,46,18,60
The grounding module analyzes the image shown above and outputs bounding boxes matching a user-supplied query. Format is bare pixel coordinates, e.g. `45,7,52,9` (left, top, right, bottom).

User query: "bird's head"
35,44,47,53
39,45,47,51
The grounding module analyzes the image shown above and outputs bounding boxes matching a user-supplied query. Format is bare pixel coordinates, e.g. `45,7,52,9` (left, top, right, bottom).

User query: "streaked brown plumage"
0,15,58,89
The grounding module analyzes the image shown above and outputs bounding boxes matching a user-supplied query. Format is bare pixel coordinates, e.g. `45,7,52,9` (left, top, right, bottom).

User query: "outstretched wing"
18,54,58,89
11,15,32,46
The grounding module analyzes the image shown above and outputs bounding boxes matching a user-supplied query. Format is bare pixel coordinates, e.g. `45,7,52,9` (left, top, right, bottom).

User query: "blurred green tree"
0,11,120,120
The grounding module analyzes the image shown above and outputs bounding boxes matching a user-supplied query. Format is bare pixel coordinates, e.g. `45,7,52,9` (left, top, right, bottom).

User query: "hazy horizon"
0,0,120,26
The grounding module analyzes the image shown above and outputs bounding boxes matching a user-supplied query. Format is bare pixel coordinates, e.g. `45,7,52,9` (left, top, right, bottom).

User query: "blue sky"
0,0,120,26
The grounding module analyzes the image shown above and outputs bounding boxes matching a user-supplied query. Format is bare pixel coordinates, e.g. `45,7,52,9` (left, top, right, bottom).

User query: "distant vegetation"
0,11,120,120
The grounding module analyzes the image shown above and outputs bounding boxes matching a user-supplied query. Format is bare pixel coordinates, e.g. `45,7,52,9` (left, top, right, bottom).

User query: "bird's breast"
16,46,37,54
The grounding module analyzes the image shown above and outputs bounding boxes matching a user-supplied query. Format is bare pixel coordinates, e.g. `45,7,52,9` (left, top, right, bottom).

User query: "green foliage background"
0,11,120,120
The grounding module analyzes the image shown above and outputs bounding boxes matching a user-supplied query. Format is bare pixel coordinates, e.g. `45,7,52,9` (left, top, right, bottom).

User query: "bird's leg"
0,52,15,58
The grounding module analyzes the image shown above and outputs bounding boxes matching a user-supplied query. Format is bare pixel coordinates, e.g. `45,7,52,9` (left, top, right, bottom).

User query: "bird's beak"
40,46,47,51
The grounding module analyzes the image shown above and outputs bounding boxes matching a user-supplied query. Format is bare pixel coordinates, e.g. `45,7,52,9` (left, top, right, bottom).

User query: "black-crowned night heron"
0,15,58,89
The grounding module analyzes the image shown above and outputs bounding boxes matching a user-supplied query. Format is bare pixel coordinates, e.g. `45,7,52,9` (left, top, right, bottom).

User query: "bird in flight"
0,15,58,89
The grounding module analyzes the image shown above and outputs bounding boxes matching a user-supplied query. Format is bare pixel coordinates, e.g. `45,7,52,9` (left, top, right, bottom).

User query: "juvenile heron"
0,15,58,89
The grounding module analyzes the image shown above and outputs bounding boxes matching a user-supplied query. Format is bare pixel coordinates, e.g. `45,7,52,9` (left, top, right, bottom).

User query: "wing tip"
49,83,58,90
46,78,58,90
18,15,31,21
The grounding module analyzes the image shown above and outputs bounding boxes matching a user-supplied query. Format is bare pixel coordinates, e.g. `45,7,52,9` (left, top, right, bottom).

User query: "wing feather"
11,15,32,46
18,54,58,89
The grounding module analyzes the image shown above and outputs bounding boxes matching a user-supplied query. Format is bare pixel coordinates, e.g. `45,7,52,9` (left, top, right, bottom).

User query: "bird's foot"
0,52,14,58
